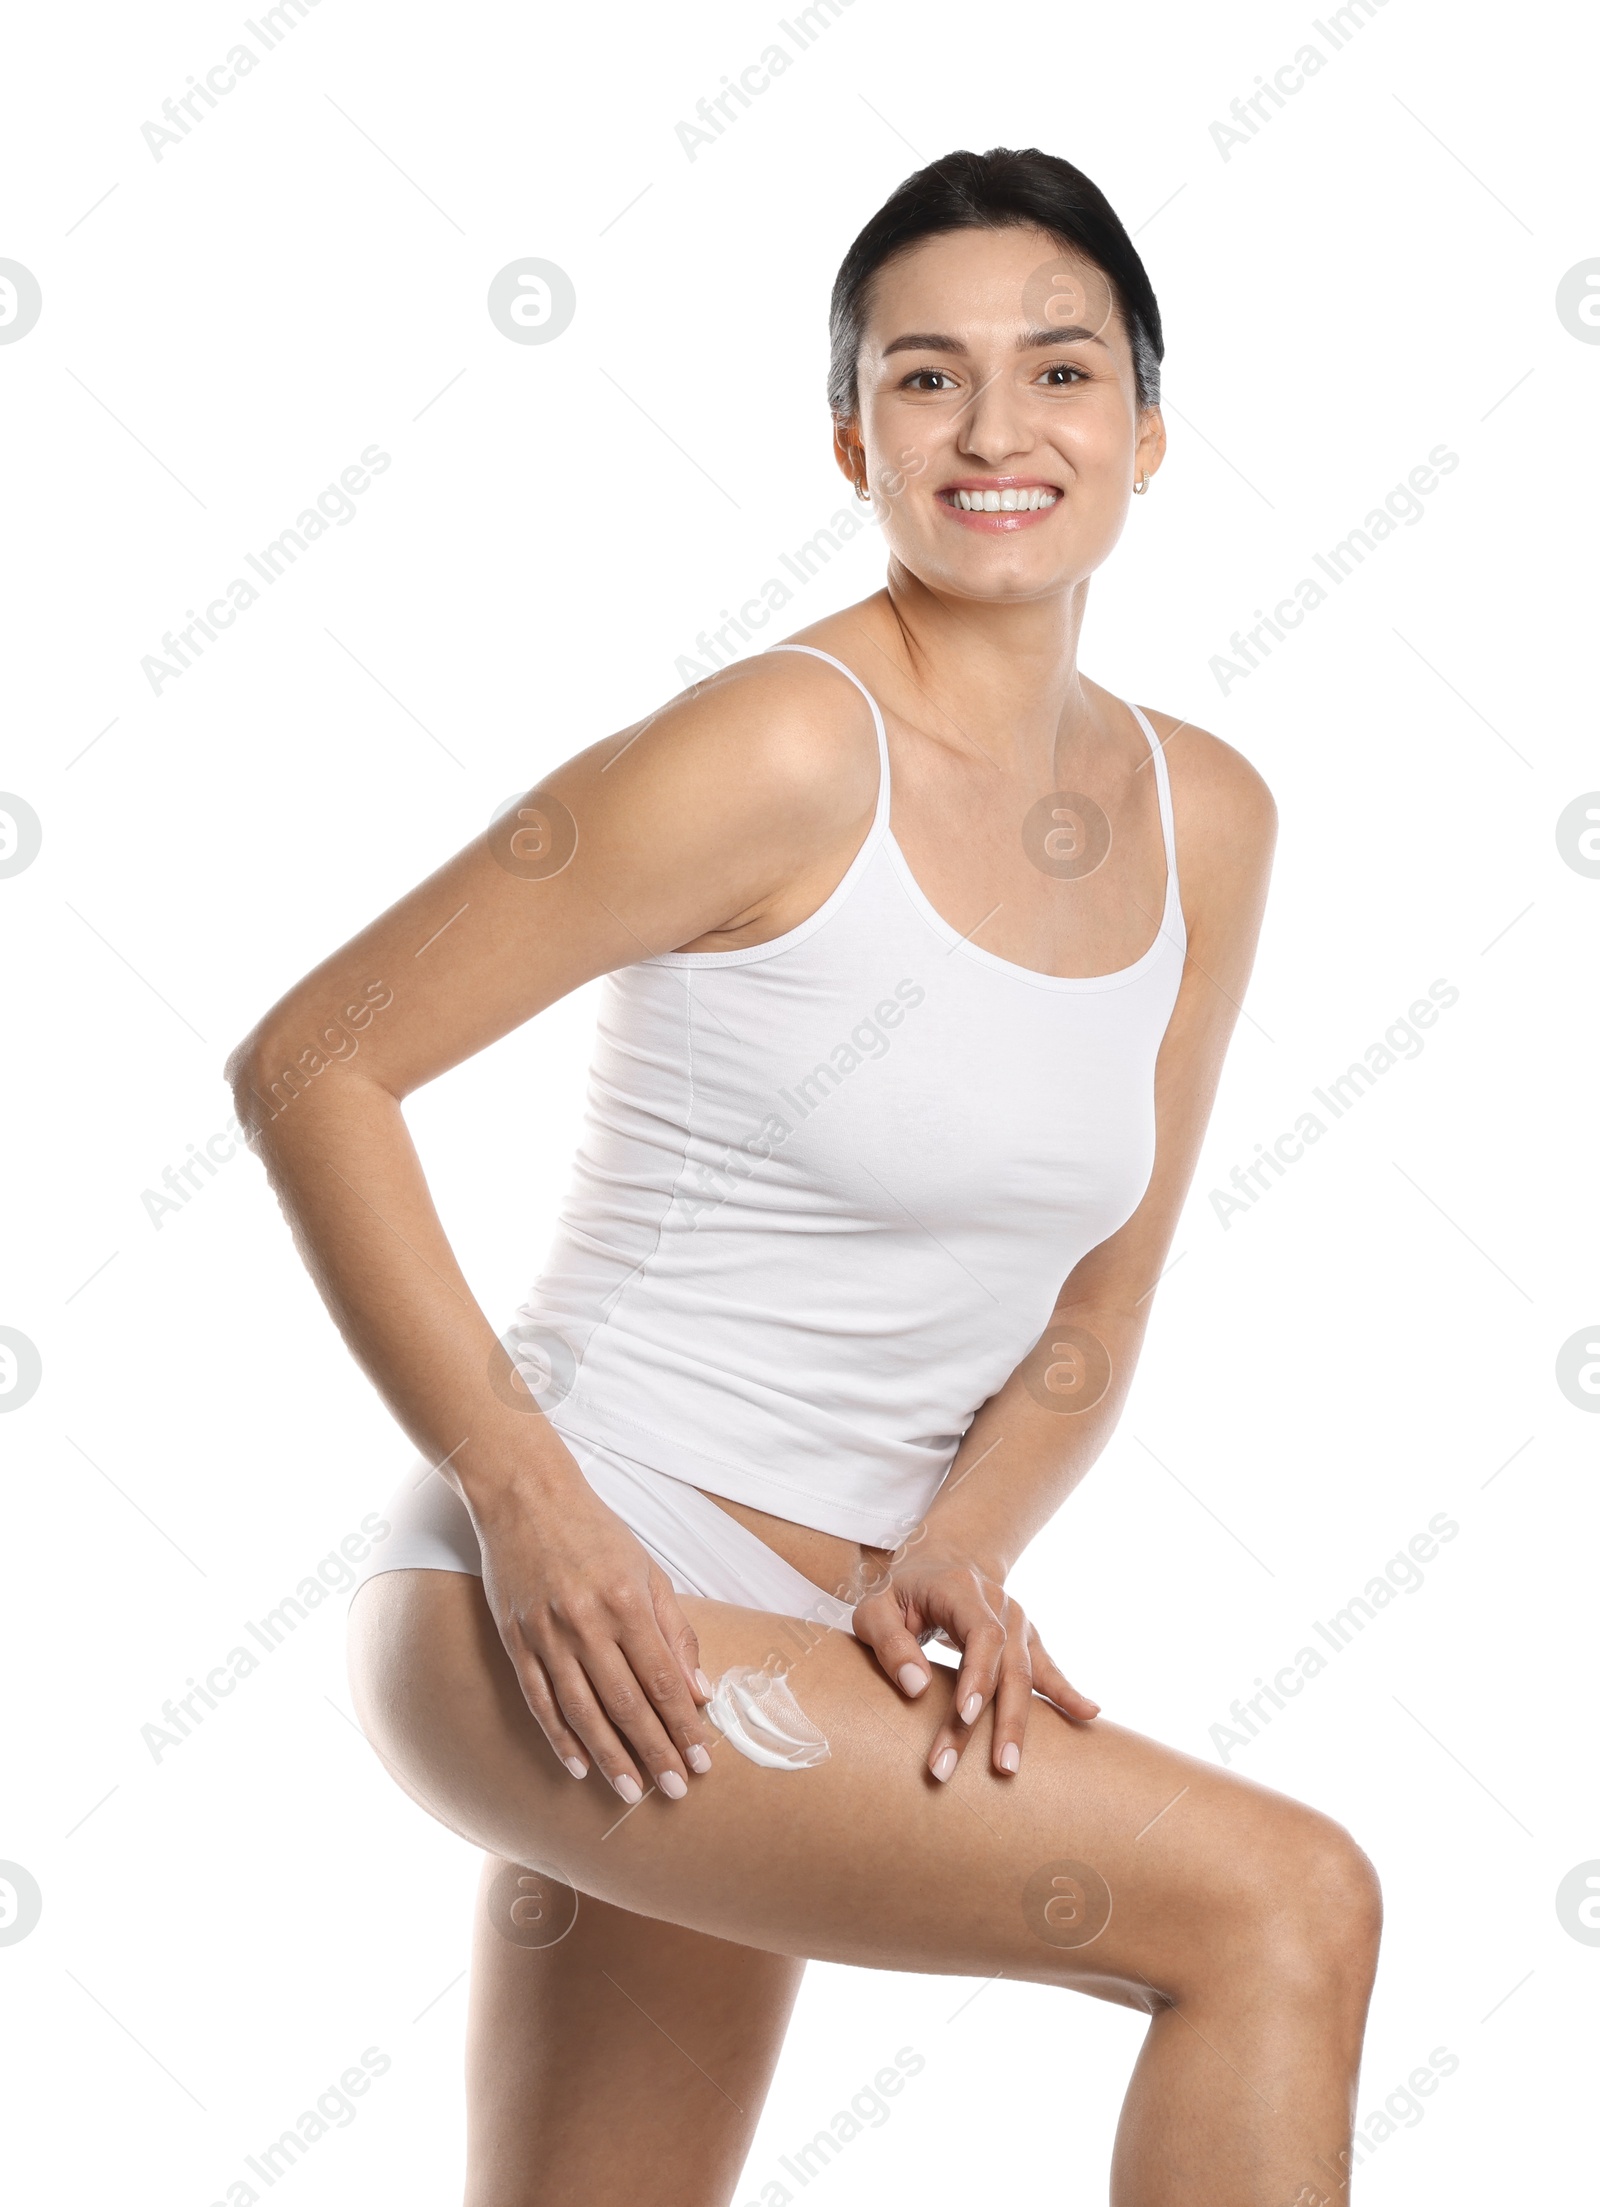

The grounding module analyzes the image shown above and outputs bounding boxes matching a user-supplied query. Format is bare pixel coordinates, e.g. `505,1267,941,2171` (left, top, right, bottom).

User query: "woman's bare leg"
467,1861,803,2207
350,1570,1381,2207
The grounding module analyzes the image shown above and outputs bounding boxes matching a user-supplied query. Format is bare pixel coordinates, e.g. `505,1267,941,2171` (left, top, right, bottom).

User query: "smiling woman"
226,144,1380,2205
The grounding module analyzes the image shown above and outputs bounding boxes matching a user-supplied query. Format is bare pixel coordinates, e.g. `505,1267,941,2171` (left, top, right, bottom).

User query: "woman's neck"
834,571,1106,779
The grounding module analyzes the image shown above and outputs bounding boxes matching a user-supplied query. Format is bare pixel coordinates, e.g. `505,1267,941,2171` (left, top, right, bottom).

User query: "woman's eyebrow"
881,325,1109,357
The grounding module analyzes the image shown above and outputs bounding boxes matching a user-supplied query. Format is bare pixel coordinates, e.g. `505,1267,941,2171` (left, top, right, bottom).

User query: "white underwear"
350,1427,857,1638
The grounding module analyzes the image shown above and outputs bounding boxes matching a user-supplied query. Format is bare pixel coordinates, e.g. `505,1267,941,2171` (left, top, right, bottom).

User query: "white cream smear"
707,1662,830,1770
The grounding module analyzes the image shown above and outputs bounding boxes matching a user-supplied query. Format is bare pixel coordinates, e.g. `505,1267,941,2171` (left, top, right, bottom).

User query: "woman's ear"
832,418,867,497
1134,404,1167,490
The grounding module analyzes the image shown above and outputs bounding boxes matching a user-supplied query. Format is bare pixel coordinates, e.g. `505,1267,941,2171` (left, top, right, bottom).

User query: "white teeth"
952,487,1058,512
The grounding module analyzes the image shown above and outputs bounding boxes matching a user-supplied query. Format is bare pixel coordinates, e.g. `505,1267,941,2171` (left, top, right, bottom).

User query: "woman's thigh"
348,1566,1374,2008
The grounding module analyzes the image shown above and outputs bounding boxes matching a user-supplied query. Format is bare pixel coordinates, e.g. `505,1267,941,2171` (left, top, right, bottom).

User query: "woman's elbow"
225,1027,295,1138
225,995,398,1139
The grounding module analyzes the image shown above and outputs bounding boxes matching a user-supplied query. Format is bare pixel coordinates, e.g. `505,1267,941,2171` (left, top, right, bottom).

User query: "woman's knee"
1235,1808,1383,2006
1141,1789,1380,2016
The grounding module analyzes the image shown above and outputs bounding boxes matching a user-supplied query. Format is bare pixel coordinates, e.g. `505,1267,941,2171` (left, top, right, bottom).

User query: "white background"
3,0,1596,2199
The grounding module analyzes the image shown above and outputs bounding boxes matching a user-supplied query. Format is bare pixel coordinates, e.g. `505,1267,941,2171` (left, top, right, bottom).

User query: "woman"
230,148,1380,2205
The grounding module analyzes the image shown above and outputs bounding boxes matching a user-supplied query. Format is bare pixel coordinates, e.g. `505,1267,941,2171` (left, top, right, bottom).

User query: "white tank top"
510,645,1186,1549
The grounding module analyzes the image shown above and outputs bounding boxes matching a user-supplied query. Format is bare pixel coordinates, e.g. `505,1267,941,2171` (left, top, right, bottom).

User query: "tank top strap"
1124,700,1182,922
765,643,892,841
764,650,1179,931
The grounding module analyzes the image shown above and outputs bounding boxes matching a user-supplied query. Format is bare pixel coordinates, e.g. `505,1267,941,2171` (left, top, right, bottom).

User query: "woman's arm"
851,718,1279,1776
225,655,879,1801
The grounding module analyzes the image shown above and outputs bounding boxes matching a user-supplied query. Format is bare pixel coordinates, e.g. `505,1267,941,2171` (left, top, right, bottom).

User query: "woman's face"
841,223,1164,603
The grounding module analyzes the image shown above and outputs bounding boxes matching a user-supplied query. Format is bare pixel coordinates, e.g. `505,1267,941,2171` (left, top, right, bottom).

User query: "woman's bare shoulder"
599,644,880,830
1131,703,1277,942
1134,703,1277,851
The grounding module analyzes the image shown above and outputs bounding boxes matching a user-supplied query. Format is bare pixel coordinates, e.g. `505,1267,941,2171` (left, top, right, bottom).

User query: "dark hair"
827,146,1163,422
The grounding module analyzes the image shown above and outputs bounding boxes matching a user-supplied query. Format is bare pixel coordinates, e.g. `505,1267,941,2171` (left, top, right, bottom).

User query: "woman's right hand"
467,1466,718,1804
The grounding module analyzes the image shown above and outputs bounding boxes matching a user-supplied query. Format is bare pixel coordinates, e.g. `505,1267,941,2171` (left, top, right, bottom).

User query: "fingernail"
686,1743,713,1774
658,1770,688,1801
898,1662,929,1696
999,1742,1020,1773
961,1692,982,1725
563,1755,588,1780
1084,1701,1102,1715
694,1668,713,1698
613,1773,643,1805
931,1747,958,1783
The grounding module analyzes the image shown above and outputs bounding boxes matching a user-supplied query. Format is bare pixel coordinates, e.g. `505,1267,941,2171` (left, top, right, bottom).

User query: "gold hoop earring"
1133,474,1149,495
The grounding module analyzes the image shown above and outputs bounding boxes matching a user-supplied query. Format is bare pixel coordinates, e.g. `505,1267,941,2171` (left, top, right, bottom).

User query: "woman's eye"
903,369,957,391
1038,364,1087,386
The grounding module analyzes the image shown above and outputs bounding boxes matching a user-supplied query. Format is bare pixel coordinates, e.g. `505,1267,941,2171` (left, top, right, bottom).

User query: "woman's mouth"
936,480,1061,530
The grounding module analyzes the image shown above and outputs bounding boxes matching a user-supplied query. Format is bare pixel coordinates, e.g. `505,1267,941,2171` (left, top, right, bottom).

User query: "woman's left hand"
850,1548,1100,1781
